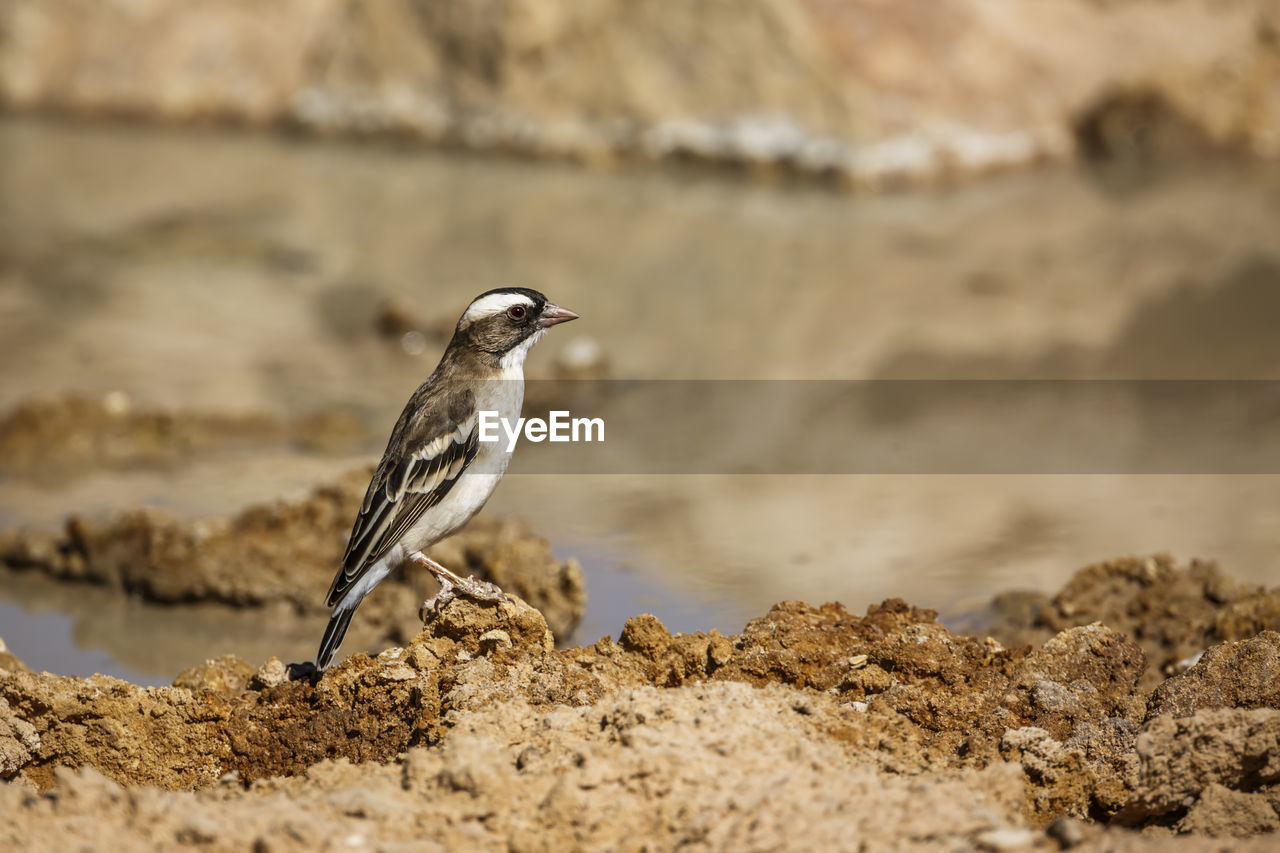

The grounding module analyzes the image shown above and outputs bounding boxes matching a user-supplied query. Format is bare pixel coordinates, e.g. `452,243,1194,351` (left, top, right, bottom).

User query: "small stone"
253,657,288,689
379,663,417,682
406,645,436,671
619,614,671,656
975,827,1037,851
706,634,733,669
175,656,257,698
478,630,513,654
1046,816,1086,849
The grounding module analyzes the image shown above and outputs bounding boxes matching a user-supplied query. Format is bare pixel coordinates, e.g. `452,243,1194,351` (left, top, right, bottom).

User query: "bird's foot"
419,578,456,621
418,576,510,621
456,574,509,602
412,552,510,622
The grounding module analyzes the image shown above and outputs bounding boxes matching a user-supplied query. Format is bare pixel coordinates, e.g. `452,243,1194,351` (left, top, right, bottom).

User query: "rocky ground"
1,554,1278,850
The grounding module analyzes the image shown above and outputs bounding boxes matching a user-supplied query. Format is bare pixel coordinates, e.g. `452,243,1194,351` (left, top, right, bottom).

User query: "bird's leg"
410,552,509,621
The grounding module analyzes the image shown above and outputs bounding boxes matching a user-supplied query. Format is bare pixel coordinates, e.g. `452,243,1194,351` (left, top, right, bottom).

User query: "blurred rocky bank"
2,0,1279,186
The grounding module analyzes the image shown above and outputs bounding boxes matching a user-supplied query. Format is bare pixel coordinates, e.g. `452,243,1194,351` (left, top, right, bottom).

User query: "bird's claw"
419,575,510,622
457,574,510,603
419,578,456,621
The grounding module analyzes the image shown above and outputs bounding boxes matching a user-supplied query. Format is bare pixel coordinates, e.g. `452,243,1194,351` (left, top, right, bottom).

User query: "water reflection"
2,116,1279,678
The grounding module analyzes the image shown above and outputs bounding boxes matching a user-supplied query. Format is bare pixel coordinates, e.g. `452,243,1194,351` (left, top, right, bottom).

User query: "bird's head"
451,287,579,367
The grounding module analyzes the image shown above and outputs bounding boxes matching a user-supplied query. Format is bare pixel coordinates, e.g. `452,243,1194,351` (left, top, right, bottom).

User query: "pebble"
975,827,1038,851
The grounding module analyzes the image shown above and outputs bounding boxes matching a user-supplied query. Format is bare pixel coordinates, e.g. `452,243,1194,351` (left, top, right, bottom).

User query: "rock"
984,555,1280,690
1044,816,1088,849
423,595,554,657
4,2,1280,186
1115,708,1280,828
1146,631,1280,720
617,613,672,657
251,658,289,690
1061,718,1139,816
975,827,1039,851
0,696,40,778
999,727,1093,821
173,655,257,699
431,518,586,641
0,637,31,675
1016,625,1147,739
2,468,585,647
1179,783,1280,838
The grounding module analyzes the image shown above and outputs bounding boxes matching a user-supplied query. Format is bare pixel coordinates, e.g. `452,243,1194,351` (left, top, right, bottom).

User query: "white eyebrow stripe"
460,292,535,326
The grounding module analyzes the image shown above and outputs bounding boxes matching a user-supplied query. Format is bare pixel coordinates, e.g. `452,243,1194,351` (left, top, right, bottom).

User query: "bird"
315,287,578,669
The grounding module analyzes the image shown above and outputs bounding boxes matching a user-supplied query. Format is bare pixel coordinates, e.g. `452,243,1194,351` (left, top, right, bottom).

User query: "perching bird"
316,287,578,669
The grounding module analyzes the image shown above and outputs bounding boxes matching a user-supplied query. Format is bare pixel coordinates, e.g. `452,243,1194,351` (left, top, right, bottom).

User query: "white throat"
497,330,544,378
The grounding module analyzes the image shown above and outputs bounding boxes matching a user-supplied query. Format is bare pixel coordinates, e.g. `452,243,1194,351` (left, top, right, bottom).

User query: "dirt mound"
985,554,1280,689
0,594,1241,828
0,469,586,644
1116,709,1280,836
3,558,1279,847
0,691,1032,852
1147,631,1280,720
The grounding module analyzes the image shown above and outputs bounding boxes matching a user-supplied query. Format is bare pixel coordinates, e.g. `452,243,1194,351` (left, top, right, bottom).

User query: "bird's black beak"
537,303,579,329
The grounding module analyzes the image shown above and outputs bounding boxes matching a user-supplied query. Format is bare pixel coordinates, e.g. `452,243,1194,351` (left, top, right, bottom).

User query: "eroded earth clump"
2,555,1279,850
0,467,587,644
985,554,1280,689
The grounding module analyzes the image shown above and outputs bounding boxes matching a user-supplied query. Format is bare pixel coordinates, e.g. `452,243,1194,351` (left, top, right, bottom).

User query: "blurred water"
2,116,1279,680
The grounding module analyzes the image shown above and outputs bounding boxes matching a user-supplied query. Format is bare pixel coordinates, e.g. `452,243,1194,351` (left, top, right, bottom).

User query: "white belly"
400,468,503,548
345,463,507,610
336,349,532,613
398,373,523,550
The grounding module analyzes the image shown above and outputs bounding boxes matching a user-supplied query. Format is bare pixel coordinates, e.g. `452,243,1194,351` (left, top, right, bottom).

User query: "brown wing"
325,406,478,608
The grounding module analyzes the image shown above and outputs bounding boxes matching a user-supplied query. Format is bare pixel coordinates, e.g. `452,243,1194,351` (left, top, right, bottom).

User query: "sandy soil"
2,555,1279,850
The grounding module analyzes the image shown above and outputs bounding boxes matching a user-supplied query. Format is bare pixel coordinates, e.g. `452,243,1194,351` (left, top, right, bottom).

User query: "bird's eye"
507,305,527,321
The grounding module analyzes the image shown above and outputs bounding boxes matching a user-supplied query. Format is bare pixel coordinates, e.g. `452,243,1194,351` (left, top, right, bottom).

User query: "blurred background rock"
3,0,1279,185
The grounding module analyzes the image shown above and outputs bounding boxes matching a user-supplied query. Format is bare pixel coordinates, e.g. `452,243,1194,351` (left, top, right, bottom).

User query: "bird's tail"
316,606,356,670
